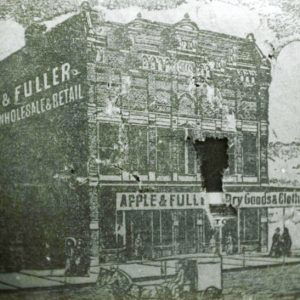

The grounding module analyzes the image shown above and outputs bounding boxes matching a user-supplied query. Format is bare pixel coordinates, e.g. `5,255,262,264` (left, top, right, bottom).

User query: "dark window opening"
194,137,229,192
243,133,257,176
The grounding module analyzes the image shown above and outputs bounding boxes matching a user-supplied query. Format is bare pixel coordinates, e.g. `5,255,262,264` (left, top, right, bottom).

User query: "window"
240,208,259,242
128,125,148,174
176,129,185,175
243,133,257,176
178,211,186,245
161,211,172,245
142,56,149,69
186,210,196,246
157,128,172,175
176,129,196,175
153,211,161,245
153,211,173,245
178,94,195,115
99,123,120,175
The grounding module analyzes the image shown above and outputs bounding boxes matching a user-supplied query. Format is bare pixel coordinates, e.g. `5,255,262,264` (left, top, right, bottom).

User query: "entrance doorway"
221,218,238,254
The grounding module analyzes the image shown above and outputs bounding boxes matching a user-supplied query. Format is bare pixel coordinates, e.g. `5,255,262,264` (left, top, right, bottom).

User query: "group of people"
269,227,292,257
209,232,235,255
65,238,90,276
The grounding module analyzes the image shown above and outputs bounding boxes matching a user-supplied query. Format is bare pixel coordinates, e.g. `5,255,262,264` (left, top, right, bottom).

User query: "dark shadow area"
194,137,237,216
194,137,229,192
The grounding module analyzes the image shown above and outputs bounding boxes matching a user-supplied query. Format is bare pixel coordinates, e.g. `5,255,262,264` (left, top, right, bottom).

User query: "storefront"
100,187,218,260
99,188,300,261
225,190,300,253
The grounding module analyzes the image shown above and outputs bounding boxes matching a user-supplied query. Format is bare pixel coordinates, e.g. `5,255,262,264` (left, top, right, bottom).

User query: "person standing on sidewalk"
225,233,234,255
75,239,89,276
269,227,281,257
282,227,292,257
209,233,217,254
65,238,76,276
134,233,143,259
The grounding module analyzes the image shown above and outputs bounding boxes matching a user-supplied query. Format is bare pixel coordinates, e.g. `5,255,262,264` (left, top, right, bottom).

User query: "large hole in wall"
194,137,229,192
193,137,237,216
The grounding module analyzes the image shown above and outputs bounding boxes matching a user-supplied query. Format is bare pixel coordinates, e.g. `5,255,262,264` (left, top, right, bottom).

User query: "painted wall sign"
116,193,208,210
0,62,83,126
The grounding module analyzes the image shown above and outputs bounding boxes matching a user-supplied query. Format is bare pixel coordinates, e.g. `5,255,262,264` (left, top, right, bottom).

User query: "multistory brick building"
2,3,298,270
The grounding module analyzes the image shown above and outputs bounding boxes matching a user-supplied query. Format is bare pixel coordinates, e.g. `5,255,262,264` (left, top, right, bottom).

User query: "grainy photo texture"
1,0,300,299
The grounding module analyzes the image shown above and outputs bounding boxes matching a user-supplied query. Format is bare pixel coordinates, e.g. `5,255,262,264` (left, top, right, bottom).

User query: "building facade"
84,9,272,258
2,3,295,270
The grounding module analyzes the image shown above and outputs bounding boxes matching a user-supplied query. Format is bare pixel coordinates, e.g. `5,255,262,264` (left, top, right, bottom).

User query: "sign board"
116,193,208,210
225,192,300,208
117,191,300,211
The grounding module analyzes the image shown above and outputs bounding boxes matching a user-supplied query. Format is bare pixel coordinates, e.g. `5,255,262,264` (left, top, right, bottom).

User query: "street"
223,263,300,299
2,263,300,299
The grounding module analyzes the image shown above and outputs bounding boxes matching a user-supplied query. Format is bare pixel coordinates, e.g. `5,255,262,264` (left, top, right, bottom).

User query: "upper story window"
141,54,172,73
178,93,196,115
128,125,148,174
238,70,256,85
178,39,196,51
196,64,211,80
175,129,196,175
243,133,257,176
98,123,121,175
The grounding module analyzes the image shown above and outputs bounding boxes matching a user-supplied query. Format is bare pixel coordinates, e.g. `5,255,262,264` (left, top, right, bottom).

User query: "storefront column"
219,226,222,254
89,186,99,266
151,211,154,258
172,212,179,254
260,208,268,252
196,211,203,252
237,208,241,253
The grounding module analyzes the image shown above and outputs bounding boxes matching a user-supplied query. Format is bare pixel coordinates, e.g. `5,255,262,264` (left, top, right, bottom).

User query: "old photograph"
1,0,300,299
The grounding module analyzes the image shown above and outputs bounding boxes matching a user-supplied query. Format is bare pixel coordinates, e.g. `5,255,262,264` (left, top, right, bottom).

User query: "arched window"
142,56,149,69
178,93,195,115
165,59,171,72
157,58,163,71
96,49,104,62
150,57,156,70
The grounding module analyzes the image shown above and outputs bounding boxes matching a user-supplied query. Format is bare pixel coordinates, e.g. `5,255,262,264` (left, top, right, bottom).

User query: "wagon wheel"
200,286,223,299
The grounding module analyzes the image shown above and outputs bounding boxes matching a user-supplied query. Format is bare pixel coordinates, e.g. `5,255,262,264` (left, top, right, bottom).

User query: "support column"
237,208,241,253
89,185,99,268
260,208,268,253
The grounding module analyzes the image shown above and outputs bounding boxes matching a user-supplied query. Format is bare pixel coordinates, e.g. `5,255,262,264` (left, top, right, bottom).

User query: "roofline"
110,16,253,44
0,9,268,65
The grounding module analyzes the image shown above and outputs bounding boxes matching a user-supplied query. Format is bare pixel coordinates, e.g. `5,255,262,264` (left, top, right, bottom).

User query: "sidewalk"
222,252,300,271
1,254,300,292
114,253,300,283
0,258,99,291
